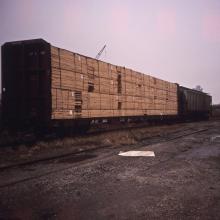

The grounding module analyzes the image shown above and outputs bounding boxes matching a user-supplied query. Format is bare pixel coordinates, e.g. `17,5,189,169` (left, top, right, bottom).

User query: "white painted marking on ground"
118,151,155,157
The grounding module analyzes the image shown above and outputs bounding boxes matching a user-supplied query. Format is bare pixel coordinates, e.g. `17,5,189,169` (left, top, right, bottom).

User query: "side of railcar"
50,45,178,123
178,86,212,119
1,38,179,130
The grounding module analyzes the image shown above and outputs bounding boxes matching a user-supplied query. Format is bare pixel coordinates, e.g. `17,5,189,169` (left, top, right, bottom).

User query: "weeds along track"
0,121,172,147
0,119,208,148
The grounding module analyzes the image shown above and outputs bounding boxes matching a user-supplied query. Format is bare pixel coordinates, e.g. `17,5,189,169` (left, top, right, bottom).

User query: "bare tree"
194,85,203,92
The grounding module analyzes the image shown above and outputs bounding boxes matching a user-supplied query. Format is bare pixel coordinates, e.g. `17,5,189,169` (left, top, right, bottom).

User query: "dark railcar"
1,39,51,128
178,86,212,119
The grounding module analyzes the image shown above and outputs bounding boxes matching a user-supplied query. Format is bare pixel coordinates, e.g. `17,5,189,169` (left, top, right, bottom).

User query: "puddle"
118,151,155,157
57,154,97,163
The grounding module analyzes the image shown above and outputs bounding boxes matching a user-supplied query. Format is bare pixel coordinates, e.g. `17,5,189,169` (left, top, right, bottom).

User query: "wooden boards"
50,46,178,119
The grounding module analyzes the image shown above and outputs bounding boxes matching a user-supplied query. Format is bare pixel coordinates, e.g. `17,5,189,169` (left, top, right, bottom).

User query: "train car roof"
179,86,211,97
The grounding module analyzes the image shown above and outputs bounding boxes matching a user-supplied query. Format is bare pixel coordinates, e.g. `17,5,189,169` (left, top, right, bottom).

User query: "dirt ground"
0,119,219,219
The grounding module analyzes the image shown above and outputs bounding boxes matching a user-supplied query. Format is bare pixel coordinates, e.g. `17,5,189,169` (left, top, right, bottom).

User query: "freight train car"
1,39,211,130
178,86,212,119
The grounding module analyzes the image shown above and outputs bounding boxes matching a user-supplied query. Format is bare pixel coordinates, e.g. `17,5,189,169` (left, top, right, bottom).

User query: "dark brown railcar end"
1,39,52,129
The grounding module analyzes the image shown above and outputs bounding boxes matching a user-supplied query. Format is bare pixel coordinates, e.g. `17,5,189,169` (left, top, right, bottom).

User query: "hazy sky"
1,0,220,103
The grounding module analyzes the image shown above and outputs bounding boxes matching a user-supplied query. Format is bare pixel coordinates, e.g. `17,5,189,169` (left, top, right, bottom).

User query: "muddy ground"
0,120,219,219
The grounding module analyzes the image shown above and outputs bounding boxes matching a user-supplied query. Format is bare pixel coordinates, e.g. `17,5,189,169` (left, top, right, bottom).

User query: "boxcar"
1,39,178,129
178,86,212,119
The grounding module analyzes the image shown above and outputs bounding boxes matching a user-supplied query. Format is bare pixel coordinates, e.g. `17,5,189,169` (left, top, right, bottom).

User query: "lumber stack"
50,46,178,119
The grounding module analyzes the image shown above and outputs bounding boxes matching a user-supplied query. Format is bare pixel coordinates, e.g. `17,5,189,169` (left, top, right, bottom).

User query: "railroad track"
0,126,210,189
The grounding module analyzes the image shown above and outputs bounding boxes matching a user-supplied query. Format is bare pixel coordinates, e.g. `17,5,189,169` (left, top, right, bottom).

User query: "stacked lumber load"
50,46,178,119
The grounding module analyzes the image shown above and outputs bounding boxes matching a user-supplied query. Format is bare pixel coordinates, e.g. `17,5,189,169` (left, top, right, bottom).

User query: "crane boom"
95,45,106,60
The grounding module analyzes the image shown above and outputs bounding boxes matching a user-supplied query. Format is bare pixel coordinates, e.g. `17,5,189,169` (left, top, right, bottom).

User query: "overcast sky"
1,0,220,103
